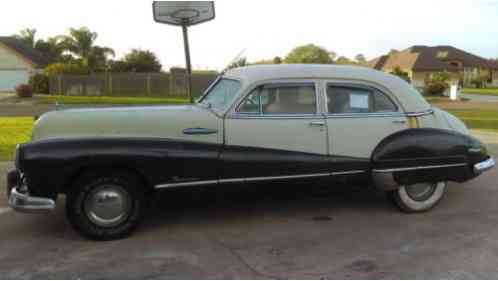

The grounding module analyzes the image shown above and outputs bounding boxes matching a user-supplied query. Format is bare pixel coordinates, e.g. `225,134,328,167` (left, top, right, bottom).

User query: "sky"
1,0,498,71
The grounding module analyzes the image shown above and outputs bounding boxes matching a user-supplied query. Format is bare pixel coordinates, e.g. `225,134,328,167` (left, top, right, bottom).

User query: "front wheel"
389,182,447,213
66,170,146,240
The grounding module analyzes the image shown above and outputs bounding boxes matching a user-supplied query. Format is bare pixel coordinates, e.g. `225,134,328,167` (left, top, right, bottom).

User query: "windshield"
199,78,241,111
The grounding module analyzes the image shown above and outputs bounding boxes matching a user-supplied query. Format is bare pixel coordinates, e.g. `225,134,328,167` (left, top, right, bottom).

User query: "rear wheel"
66,170,145,240
389,182,447,213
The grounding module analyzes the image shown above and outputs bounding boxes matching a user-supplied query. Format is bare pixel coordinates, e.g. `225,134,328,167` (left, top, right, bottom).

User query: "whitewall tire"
390,182,447,213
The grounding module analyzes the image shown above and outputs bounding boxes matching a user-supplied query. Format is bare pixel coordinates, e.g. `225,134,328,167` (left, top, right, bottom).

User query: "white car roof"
224,64,430,113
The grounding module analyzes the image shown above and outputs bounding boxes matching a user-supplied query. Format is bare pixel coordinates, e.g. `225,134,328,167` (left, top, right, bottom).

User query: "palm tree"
60,27,115,71
12,28,37,48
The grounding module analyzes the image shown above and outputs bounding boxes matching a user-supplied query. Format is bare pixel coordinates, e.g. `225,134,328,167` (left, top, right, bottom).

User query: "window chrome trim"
325,82,400,115
154,170,366,189
372,163,467,173
229,80,321,119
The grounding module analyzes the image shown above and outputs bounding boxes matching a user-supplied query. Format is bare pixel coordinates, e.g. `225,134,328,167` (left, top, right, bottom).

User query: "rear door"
223,80,330,180
325,82,409,171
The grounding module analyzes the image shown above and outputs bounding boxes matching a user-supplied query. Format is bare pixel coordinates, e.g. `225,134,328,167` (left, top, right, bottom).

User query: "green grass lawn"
446,109,498,131
0,117,34,161
38,95,190,105
462,88,498,96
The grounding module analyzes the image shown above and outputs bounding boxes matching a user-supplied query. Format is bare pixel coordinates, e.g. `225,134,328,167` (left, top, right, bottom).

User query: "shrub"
15,84,34,98
390,66,411,83
424,81,448,96
424,72,450,96
44,63,89,77
29,74,49,94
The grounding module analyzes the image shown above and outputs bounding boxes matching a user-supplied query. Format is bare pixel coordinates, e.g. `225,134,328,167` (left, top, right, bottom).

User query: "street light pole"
181,23,193,103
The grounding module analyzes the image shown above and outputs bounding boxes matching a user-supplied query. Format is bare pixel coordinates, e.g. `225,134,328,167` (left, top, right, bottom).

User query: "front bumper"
474,157,495,174
8,187,55,213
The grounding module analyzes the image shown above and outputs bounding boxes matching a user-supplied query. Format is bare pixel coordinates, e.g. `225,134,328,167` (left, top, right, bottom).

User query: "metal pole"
182,24,193,103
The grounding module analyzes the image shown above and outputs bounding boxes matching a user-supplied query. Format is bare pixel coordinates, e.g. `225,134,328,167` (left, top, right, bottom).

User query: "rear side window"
239,83,316,114
327,85,397,114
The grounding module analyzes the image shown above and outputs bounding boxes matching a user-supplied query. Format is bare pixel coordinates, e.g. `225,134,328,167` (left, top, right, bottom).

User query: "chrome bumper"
474,157,495,174
8,187,55,213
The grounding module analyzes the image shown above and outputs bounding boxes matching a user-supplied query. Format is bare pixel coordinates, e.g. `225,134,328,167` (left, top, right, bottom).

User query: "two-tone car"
7,64,494,240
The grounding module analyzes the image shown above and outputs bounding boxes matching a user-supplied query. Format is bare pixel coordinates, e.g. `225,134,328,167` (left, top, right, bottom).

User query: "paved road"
460,93,498,103
0,138,497,279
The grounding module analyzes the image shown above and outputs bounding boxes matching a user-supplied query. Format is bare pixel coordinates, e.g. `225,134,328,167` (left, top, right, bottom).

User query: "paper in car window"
350,93,369,109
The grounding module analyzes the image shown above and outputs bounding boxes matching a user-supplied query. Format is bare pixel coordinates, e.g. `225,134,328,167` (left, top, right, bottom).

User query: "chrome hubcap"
84,185,131,228
405,182,437,201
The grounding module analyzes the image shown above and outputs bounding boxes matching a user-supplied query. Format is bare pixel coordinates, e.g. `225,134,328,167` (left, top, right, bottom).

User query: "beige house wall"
411,71,461,88
491,70,498,87
0,44,35,71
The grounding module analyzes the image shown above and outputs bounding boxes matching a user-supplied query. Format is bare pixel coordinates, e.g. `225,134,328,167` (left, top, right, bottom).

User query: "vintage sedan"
7,64,494,240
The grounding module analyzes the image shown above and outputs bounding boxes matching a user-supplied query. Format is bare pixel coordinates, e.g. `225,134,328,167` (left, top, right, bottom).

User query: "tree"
12,28,37,48
328,51,337,62
284,44,333,64
390,66,411,83
335,56,355,65
355,54,367,65
226,57,248,70
273,56,282,64
34,37,69,63
119,49,162,72
59,27,115,71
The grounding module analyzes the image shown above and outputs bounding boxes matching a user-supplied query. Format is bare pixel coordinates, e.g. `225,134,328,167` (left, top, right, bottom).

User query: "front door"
324,83,409,171
223,81,330,180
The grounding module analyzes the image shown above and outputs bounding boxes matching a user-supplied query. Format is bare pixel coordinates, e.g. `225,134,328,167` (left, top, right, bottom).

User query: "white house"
0,37,49,92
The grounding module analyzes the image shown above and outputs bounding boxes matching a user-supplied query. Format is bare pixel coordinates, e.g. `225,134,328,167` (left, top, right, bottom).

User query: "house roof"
369,45,493,72
0,36,51,68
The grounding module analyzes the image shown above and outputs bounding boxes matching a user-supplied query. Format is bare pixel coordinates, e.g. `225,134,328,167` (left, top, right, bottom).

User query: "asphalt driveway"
0,137,497,279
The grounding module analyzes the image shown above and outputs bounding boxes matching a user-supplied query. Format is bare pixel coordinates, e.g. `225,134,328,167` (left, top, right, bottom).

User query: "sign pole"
181,23,193,103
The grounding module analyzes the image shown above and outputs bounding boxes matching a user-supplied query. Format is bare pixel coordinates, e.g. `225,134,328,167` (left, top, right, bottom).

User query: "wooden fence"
48,70,218,98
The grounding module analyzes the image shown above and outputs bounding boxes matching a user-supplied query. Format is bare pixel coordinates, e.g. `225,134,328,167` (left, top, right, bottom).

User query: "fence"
48,70,218,98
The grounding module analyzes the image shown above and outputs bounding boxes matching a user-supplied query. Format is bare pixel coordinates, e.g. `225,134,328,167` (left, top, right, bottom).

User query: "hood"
32,105,223,144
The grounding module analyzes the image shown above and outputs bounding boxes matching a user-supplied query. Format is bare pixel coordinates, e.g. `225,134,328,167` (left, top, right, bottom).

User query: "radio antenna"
221,48,246,74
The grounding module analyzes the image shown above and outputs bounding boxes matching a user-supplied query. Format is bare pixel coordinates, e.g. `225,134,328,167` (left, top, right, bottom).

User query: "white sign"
450,83,458,101
350,93,369,109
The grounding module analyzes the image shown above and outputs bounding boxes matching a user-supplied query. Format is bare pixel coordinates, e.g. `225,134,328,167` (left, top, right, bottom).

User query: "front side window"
199,78,241,111
327,85,397,114
238,83,316,114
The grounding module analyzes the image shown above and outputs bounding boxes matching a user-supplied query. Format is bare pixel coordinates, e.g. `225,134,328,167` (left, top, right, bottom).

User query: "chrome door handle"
392,120,407,124
309,121,325,127
183,128,218,135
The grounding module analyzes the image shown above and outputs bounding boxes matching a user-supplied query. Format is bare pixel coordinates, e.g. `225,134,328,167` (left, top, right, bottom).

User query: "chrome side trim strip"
326,112,405,119
227,114,323,120
243,172,332,182
155,170,366,189
155,180,218,189
372,163,467,173
332,170,366,175
405,108,434,117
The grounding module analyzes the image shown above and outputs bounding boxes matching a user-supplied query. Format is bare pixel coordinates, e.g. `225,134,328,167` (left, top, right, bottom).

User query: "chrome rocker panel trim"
155,170,366,189
8,187,55,213
474,157,495,174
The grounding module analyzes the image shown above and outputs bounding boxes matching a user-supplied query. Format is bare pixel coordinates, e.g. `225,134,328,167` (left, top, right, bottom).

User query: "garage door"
0,70,29,92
